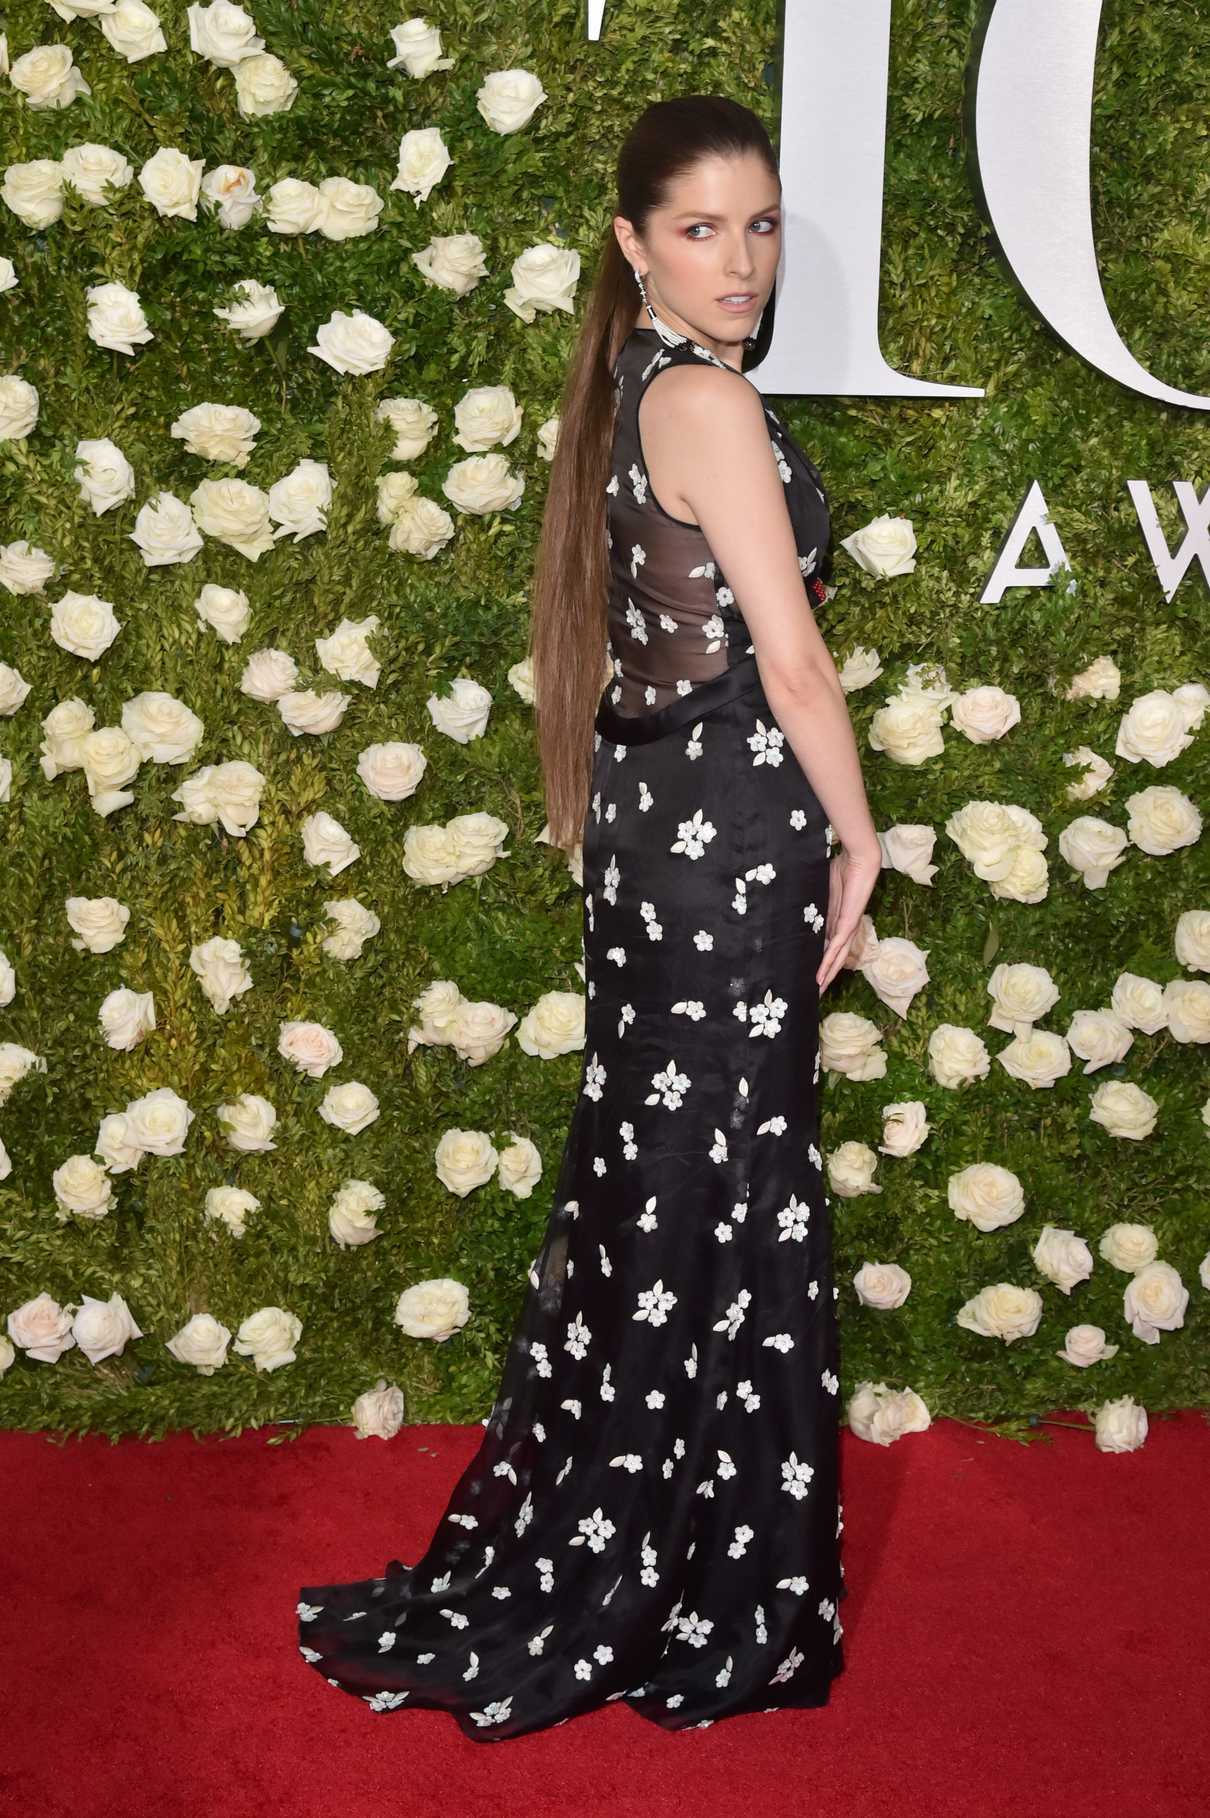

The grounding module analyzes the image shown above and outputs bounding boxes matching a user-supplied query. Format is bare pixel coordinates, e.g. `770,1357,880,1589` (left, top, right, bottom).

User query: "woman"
297,95,881,1743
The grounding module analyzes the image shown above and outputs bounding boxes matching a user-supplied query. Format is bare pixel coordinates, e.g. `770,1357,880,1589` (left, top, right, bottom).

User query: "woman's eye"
686,218,778,239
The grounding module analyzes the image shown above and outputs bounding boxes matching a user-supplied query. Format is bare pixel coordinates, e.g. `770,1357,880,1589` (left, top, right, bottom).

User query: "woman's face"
617,150,782,366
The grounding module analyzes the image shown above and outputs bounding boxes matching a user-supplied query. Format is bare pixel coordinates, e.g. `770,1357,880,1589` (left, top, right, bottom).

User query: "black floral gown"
296,322,847,1742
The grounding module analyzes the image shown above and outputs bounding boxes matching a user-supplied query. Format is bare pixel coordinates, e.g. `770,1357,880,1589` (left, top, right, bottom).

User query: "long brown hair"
529,95,780,852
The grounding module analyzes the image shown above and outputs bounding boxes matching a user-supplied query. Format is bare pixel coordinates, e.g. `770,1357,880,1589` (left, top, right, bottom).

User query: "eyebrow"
670,205,781,221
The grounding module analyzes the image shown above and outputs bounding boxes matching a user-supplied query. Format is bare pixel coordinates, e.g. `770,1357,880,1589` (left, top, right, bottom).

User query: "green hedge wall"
0,0,1206,1441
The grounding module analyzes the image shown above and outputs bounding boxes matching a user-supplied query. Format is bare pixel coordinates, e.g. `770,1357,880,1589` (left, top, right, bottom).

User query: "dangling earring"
632,266,687,350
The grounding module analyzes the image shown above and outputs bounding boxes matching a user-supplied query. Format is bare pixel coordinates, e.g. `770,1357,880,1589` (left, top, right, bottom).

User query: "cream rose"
1094,1395,1147,1452
926,1021,990,1087
1099,1221,1159,1272
315,175,383,241
996,1027,1072,1089
200,163,261,229
239,647,297,700
401,823,463,887
2,159,66,229
1162,978,1210,1043
1126,784,1201,856
821,1010,888,1081
189,477,274,559
515,990,585,1060
0,375,39,441
121,690,204,764
1110,971,1166,1035
841,513,917,578
846,1380,931,1446
375,396,438,461
7,1292,76,1362
1057,1323,1118,1366
72,1291,143,1363
857,935,929,1017
264,176,323,233
356,740,426,801
852,1262,911,1310
1066,655,1120,702
171,401,260,465
277,689,350,736
74,436,135,513
867,694,945,765
80,726,140,816
407,980,466,1049
986,962,1059,1035
1123,1260,1188,1345
949,684,1021,743
376,469,420,524
443,452,525,516
99,986,155,1051
322,897,380,960
171,759,265,835
268,458,331,542
1032,1224,1094,1293
315,614,380,684
387,496,455,558
130,490,203,566
95,1109,144,1173
352,1378,405,1438
390,126,452,206
0,1041,46,1106
1174,910,1210,973
233,1305,301,1372
394,1277,470,1342
426,675,493,742
125,1085,193,1155
61,142,135,206
0,663,30,715
476,67,547,134
411,231,488,298
187,0,263,65
278,1019,342,1079
496,1132,542,1197
879,1099,929,1156
1115,688,1195,767
328,1178,385,1249
49,590,121,660
99,1,169,63
827,1140,882,1197
955,1282,1043,1342
190,935,253,1013
1063,745,1114,801
216,1091,277,1151
166,1311,232,1374
1058,815,1129,888
453,385,523,452
319,1080,380,1134
139,146,204,219
448,813,509,877
434,1127,499,1195
86,281,153,355
503,242,580,322
947,1161,1024,1232
52,1153,113,1219
0,538,56,594
194,582,251,641
10,43,91,109
232,51,297,116
301,811,360,876
203,1184,260,1236
214,278,283,339
307,309,394,375
386,18,454,77
1088,1080,1159,1140
1065,1008,1133,1072
66,894,130,953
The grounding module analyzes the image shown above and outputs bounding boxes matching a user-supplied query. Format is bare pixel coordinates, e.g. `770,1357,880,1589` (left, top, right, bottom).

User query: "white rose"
1065,1007,1133,1072
277,690,349,736
878,1099,929,1156
387,495,455,558
394,1277,469,1342
1032,1224,1094,1293
1063,744,1114,801
187,0,263,66
1110,971,1167,1035
52,1153,113,1219
503,241,580,322
74,436,135,514
0,375,38,441
130,490,203,565
121,690,204,763
1099,1222,1159,1272
356,740,427,802
836,644,883,691
269,458,331,541
449,811,509,876
1058,814,1129,888
194,581,251,641
72,1291,143,1363
301,810,360,876
233,1305,301,1372
1163,977,1210,1044
80,726,140,815
447,999,517,1066
827,1140,882,1197
232,50,297,116
536,414,559,461
139,146,204,219
1115,689,1195,766
390,126,452,206
955,1281,1043,1342
375,395,438,461
411,230,488,298
1088,1079,1159,1140
99,1,168,63
278,1019,342,1079
508,652,535,704
0,538,56,594
476,67,547,134
1094,1395,1147,1452
867,693,946,765
2,159,65,229
95,1109,144,1173
403,825,463,887
214,277,283,339
171,401,260,465
6,1292,76,1362
1057,1323,1118,1366
319,1080,380,1134
216,1091,277,1151
328,1178,385,1249
264,176,324,233
60,141,133,206
0,1041,46,1106
841,513,917,577
171,759,265,835
1066,655,1120,702
307,309,394,375
315,614,380,684
166,1311,231,1374
496,1132,541,1197
852,1262,911,1309
200,162,260,229
426,675,493,742
515,990,585,1060
434,1127,499,1195
0,663,30,715
1175,909,1210,973
846,1380,931,1446
443,452,525,516
386,19,454,78
203,1184,260,1236
996,1027,1072,1089
99,986,155,1050
453,385,523,452
189,935,253,1013
376,469,420,524
189,477,274,558
0,757,10,802
821,1010,888,1081
10,43,90,109
1173,681,1209,730
947,1161,1024,1232
857,934,928,1017
946,799,1044,879
239,646,297,700
1126,784,1201,856
315,176,383,241
49,590,121,660
322,897,380,960
86,280,153,355
926,1021,990,1087
66,894,130,953
0,950,12,1006
949,683,1021,743
407,980,463,1049
125,1086,193,1155
986,962,1059,1035
352,1378,404,1438
1123,1260,1188,1345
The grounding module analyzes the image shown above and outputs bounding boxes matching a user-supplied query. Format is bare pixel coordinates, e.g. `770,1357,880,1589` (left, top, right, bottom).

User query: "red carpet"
2,1407,1207,1818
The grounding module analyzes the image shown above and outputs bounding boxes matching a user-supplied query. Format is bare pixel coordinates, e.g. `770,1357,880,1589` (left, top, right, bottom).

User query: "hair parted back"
528,94,780,853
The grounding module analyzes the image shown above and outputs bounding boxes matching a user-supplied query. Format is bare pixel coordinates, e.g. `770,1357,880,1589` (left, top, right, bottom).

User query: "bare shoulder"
637,357,766,433
636,362,771,523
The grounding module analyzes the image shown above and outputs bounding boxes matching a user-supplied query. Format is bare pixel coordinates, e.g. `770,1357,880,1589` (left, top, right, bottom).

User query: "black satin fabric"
295,328,847,1744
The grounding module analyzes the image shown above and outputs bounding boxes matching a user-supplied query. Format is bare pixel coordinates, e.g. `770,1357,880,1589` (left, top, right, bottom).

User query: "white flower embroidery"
670,807,716,858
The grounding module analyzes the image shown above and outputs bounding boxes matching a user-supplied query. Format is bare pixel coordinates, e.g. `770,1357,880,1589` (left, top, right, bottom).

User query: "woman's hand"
816,843,881,993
